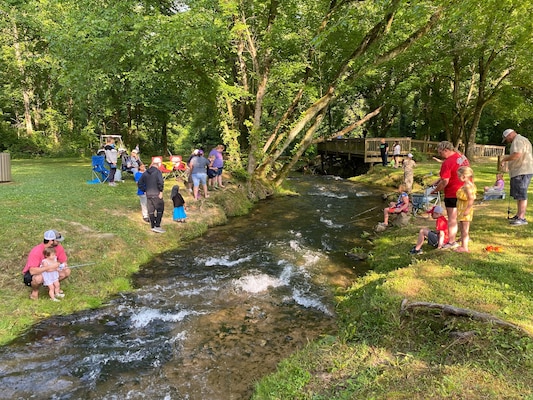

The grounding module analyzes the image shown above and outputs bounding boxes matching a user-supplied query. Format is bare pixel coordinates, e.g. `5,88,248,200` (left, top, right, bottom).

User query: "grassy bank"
252,158,533,399
0,158,254,345
3,158,533,398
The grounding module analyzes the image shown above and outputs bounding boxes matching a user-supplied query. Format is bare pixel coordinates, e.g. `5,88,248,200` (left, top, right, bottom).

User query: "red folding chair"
152,156,173,180
170,155,189,181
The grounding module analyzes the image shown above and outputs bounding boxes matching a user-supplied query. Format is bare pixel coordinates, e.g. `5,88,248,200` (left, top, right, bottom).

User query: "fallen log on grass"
400,298,530,336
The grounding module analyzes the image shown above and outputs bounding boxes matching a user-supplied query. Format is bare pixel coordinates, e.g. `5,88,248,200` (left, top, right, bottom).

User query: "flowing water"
0,175,385,400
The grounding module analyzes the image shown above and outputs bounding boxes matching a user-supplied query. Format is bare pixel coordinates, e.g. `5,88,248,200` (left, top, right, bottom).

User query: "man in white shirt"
501,129,533,225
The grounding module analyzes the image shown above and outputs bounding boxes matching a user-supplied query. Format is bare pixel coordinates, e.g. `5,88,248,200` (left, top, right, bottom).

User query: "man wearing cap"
409,205,448,254
431,141,469,249
22,230,71,300
501,129,533,226
138,157,165,233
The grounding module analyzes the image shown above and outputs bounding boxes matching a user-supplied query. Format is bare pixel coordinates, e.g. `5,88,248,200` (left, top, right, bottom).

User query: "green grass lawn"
2,157,532,399
252,157,533,399
0,157,252,344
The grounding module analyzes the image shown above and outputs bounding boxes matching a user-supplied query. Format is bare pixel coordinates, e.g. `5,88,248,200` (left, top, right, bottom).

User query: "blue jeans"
192,172,207,187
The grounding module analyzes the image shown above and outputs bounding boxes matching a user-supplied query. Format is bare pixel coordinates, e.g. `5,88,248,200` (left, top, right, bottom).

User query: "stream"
0,175,385,399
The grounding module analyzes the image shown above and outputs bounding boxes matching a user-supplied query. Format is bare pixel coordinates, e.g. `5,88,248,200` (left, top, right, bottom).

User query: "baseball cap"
407,153,413,158
428,205,444,215
502,129,514,143
44,230,64,242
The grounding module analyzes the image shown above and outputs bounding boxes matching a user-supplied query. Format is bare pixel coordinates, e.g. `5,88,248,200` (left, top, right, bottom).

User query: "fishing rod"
350,206,379,221
68,262,96,269
507,189,512,219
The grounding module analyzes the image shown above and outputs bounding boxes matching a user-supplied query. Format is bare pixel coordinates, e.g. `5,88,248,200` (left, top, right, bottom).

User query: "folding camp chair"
411,186,441,215
152,156,173,180
170,155,189,181
87,155,110,184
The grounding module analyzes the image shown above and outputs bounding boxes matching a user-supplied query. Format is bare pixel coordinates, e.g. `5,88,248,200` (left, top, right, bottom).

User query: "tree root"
400,298,530,336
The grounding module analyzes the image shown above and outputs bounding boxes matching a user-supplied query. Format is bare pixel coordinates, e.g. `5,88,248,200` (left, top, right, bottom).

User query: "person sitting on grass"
409,205,448,255
484,173,504,193
379,183,410,227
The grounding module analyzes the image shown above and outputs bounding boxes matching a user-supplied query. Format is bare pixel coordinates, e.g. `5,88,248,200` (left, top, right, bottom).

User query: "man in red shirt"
431,141,469,248
22,230,71,300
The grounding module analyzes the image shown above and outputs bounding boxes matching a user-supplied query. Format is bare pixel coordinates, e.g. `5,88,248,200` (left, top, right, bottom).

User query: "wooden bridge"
316,137,505,176
317,137,505,163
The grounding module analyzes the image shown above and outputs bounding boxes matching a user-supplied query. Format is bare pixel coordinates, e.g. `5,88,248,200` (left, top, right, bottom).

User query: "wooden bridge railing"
318,138,505,163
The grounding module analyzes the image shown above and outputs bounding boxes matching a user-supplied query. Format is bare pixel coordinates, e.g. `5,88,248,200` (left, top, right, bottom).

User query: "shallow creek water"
0,175,384,399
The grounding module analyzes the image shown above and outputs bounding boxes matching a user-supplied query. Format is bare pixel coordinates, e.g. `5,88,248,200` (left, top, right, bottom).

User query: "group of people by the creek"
22,129,532,300
134,145,227,233
22,144,228,300
101,140,228,233
378,129,532,255
379,138,403,169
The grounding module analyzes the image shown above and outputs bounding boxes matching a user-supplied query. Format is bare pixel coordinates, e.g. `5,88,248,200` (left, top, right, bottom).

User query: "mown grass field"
2,156,532,399
0,158,252,345
252,158,533,399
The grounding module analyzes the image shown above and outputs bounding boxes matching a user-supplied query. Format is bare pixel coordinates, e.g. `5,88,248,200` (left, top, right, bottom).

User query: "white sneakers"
151,227,166,233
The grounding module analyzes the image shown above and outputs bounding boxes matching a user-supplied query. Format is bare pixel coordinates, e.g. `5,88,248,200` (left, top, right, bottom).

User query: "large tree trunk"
12,21,34,136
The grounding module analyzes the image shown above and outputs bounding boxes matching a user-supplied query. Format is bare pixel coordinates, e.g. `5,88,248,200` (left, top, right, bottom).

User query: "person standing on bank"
134,164,149,223
171,184,187,223
379,138,389,167
431,141,470,249
455,166,476,253
393,140,401,168
189,150,211,200
22,230,71,300
138,157,165,233
104,137,118,186
500,129,533,226
402,153,416,192
208,144,225,189
40,247,63,301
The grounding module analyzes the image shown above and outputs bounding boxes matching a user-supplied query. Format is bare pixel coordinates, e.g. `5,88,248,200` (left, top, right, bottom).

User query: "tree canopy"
1,0,531,183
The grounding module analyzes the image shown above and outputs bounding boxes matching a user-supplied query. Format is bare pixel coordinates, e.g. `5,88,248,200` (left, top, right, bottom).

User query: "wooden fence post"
497,155,508,173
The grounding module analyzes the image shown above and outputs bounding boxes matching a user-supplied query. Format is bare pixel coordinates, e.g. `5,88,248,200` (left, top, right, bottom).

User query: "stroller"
411,186,441,215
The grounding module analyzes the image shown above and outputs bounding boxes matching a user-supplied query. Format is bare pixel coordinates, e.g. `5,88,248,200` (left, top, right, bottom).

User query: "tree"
395,0,533,157
188,0,445,186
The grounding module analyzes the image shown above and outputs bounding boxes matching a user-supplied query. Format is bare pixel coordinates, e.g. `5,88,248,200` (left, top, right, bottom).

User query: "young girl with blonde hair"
456,166,476,252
